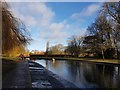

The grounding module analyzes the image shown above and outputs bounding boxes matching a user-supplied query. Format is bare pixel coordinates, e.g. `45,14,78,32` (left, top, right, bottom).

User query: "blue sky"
9,2,103,51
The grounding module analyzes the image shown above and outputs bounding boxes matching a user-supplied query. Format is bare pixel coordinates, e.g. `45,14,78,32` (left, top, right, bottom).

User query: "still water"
35,59,120,88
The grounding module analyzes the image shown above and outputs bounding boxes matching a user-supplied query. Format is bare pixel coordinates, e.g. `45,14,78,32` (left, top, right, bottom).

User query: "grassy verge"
57,57,120,65
35,57,120,65
89,59,119,64
2,57,18,61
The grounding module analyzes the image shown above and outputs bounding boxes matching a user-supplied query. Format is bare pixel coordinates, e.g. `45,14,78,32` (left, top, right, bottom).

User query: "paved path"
2,60,32,88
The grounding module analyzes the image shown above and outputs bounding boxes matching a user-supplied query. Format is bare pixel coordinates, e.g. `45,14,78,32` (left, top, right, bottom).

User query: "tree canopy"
66,2,120,59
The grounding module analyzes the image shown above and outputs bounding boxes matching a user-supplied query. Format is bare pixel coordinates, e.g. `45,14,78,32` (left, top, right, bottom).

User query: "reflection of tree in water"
95,64,119,88
52,60,61,68
82,63,99,87
67,61,120,88
45,60,59,69
67,61,80,81
44,60,119,88
113,66,120,88
118,66,120,88
67,61,77,76
45,60,48,69
67,61,96,87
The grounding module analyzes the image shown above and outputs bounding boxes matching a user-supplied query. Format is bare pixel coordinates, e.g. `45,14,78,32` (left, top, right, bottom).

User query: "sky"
8,2,103,52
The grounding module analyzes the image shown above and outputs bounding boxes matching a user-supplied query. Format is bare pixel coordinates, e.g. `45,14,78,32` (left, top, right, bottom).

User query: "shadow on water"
35,59,120,88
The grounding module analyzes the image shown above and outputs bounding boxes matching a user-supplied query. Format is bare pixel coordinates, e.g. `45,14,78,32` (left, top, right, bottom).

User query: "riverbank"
2,57,119,88
2,57,78,88
34,57,120,65
57,57,120,65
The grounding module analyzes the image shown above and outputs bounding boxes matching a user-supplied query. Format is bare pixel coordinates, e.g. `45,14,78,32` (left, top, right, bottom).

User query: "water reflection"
35,59,120,88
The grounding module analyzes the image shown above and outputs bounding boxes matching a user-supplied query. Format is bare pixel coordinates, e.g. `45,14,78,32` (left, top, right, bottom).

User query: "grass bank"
57,57,120,65
33,57,120,65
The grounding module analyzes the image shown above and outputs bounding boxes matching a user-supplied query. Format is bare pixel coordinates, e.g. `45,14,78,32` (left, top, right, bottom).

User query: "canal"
35,59,120,88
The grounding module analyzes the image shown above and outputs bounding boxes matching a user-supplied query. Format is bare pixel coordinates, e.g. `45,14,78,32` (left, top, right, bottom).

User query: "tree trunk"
114,45,119,59
116,48,119,59
101,49,105,59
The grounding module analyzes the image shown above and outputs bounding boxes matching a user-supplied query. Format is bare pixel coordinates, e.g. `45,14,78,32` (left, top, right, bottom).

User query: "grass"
60,57,120,64
36,57,120,65
89,59,119,64
1,56,18,61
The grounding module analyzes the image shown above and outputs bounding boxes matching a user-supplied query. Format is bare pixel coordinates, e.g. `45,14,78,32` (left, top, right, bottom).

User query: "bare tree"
102,2,120,25
2,2,31,56
49,44,65,54
101,2,120,59
86,15,113,59
66,36,83,57
83,2,120,59
112,23,120,59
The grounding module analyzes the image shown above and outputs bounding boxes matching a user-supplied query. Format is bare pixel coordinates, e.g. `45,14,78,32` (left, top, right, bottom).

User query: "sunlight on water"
35,59,46,67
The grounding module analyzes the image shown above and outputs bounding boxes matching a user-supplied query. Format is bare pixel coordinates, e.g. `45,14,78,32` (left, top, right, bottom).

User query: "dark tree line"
1,2,31,56
66,2,120,59
47,44,65,55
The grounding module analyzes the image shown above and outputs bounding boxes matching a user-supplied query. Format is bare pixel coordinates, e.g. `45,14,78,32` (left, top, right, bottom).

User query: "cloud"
27,3,55,26
71,3,101,19
8,2,88,51
9,2,55,27
9,2,70,41
49,21,67,31
39,20,69,41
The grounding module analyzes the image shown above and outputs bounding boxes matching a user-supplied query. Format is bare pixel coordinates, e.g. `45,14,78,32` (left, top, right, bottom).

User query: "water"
35,59,120,88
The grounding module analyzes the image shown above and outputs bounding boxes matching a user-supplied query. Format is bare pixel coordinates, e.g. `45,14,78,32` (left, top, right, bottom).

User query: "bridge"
25,54,73,60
